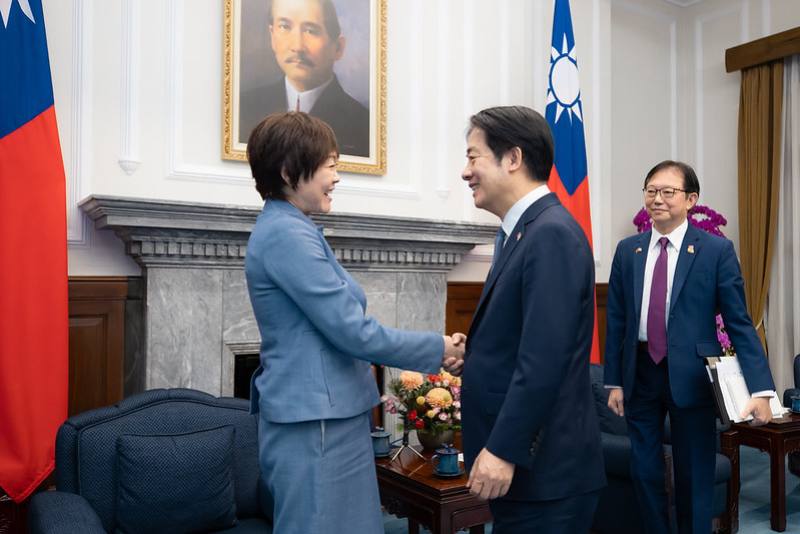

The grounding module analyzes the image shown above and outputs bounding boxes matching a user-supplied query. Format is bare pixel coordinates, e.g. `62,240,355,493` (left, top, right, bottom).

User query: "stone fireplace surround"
80,195,496,406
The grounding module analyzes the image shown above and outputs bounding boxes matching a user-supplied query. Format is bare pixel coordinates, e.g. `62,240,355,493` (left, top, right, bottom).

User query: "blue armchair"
28,388,272,534
589,364,731,534
782,354,800,476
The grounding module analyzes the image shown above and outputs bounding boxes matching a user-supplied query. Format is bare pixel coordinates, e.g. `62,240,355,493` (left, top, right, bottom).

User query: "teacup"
432,444,461,476
371,428,391,457
791,395,800,414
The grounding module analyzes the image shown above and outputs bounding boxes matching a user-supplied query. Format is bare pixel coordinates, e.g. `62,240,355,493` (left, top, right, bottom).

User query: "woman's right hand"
441,334,466,375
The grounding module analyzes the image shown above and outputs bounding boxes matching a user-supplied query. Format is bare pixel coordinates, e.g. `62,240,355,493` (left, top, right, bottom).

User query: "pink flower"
438,413,448,421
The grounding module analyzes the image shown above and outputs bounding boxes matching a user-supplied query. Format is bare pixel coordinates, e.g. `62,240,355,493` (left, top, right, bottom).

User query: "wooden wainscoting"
68,276,139,416
446,282,609,362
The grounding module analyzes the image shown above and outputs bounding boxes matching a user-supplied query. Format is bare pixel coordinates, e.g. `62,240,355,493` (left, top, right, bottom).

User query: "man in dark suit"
460,106,606,533
239,0,369,156
604,160,776,533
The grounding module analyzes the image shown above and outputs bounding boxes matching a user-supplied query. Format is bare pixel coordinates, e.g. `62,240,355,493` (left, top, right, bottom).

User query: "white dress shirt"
638,220,688,342
284,77,334,113
498,184,551,245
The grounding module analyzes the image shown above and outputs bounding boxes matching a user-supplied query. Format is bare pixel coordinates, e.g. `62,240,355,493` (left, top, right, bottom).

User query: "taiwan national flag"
545,0,600,363
0,0,68,502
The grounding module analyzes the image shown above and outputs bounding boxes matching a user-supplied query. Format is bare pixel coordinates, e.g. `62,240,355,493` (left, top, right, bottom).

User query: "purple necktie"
647,237,670,364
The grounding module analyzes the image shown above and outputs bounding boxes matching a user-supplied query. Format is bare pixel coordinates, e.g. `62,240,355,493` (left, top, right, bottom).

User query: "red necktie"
647,237,669,364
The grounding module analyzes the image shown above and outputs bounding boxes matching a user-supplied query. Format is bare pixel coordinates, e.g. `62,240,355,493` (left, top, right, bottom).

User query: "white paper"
713,356,788,423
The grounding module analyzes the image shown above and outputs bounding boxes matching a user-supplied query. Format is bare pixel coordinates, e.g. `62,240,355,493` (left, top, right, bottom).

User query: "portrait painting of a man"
224,0,385,174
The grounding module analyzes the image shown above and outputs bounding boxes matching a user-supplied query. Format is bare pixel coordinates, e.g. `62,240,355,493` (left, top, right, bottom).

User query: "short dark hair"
467,106,554,183
247,112,338,201
267,0,341,40
643,160,700,196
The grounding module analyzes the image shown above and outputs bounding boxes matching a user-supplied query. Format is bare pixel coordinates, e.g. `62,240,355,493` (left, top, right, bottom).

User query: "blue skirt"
258,410,383,534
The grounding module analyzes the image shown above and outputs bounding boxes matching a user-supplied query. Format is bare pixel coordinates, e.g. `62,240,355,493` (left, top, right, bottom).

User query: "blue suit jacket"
462,193,606,501
245,200,442,423
603,224,774,406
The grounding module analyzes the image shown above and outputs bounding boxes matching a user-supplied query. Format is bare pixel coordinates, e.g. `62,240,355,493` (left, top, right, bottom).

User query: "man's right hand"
442,335,465,375
607,387,625,417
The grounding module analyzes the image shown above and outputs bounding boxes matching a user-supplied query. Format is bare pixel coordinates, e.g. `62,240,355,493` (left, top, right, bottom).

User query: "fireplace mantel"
79,195,495,404
80,195,497,271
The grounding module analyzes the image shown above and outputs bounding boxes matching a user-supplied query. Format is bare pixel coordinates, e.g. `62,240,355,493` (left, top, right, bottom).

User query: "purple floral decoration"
633,205,728,236
633,204,734,355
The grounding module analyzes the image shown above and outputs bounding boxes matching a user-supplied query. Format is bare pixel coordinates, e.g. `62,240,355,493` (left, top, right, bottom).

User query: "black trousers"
488,490,600,534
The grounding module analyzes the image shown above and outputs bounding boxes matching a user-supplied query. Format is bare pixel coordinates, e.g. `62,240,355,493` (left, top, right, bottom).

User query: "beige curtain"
737,60,783,349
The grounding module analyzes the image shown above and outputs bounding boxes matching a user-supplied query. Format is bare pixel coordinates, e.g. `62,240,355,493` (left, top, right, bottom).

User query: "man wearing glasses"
603,160,775,533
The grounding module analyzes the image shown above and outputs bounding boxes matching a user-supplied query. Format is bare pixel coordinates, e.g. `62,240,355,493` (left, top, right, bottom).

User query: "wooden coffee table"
720,412,800,532
375,446,492,534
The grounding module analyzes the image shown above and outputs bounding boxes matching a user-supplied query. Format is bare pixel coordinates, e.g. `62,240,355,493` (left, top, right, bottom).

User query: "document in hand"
705,356,787,425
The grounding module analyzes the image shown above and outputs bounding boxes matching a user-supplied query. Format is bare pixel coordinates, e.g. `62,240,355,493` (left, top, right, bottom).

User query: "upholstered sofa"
589,364,731,533
28,388,272,534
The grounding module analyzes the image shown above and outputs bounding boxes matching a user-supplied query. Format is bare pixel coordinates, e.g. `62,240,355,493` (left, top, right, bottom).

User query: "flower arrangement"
633,204,733,354
382,370,462,435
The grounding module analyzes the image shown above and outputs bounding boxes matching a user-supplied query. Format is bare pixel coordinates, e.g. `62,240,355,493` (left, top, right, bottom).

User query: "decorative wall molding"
662,0,704,6
591,0,605,268
79,195,498,271
694,1,749,180
460,0,476,221
118,0,141,175
610,0,678,159
435,0,450,200
67,0,91,246
533,0,546,113
163,0,420,201
499,2,511,106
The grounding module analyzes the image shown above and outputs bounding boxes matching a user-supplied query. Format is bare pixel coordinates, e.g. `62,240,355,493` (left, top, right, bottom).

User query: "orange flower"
425,387,453,408
399,371,424,390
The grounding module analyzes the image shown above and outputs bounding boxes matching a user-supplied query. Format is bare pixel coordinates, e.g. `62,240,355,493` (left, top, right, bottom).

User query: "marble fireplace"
81,195,496,412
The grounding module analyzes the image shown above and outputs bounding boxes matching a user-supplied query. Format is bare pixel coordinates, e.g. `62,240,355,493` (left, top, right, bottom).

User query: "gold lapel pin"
687,245,695,254
516,231,522,241
635,247,642,254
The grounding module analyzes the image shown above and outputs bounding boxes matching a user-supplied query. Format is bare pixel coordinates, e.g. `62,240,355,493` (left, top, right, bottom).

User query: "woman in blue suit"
245,112,464,533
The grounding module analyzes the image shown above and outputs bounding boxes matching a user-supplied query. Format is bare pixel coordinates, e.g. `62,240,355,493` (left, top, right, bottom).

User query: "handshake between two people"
441,333,467,376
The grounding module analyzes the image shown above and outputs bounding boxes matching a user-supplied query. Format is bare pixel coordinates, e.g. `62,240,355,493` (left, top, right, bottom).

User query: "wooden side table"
376,447,492,534
720,412,800,532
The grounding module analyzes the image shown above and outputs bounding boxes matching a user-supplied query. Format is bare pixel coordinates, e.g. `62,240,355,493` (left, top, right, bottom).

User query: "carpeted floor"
383,446,800,533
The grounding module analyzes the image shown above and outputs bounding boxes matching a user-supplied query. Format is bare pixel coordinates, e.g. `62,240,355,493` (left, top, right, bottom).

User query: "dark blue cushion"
590,364,629,436
115,425,238,534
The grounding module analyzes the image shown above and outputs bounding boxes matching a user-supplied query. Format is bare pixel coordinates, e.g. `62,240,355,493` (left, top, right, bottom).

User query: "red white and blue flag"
545,0,600,363
0,0,68,502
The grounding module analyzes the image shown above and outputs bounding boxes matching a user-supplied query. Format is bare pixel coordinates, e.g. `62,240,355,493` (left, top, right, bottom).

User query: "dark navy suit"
604,224,774,533
462,193,606,530
239,76,369,157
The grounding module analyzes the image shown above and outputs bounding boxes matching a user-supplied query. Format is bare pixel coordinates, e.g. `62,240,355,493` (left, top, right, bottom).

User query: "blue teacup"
432,444,461,476
371,428,391,457
791,395,800,414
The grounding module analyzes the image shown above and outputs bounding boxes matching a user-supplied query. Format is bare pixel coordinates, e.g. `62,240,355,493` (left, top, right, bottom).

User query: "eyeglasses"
643,186,687,199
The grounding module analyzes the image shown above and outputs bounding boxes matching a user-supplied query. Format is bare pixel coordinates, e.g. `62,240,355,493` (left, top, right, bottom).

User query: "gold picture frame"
222,0,386,175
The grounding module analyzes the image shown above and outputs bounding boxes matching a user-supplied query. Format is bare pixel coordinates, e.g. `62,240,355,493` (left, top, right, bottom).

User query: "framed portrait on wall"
223,0,386,175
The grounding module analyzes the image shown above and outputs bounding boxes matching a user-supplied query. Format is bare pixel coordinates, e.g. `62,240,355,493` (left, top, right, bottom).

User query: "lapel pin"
516,231,522,241
635,247,642,254
687,245,695,254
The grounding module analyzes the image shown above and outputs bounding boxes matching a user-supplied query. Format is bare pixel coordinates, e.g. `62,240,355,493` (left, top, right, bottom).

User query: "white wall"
608,0,800,284
45,0,800,281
